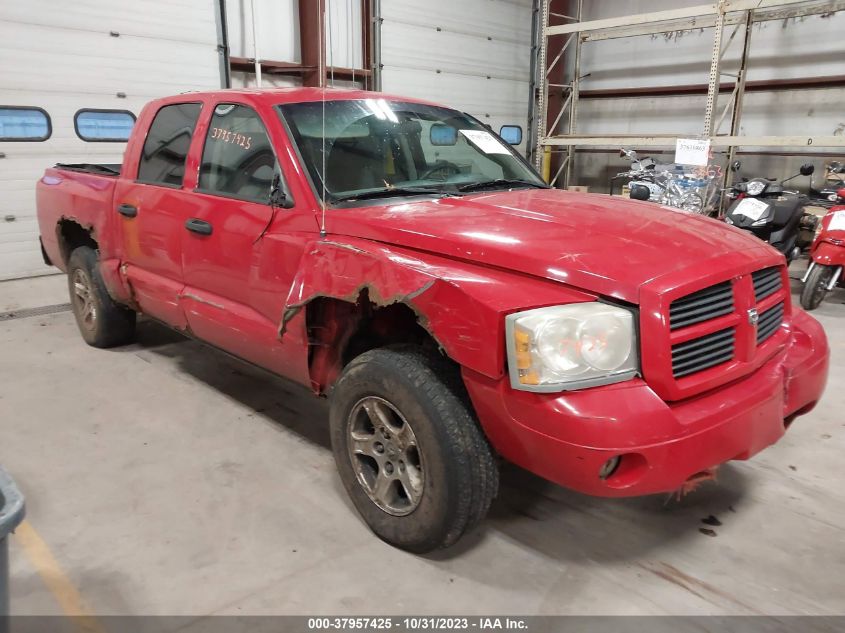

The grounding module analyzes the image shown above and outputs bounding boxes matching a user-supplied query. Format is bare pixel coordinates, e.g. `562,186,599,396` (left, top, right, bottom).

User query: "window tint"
137,103,201,186
0,106,51,141
75,109,135,142
198,104,278,203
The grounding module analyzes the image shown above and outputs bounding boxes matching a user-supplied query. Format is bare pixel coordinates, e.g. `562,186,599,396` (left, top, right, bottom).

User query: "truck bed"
54,163,122,176
36,165,121,271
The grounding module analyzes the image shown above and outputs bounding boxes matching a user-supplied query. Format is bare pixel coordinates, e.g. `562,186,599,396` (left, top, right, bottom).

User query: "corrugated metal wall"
381,0,533,152
1,0,534,279
0,0,220,280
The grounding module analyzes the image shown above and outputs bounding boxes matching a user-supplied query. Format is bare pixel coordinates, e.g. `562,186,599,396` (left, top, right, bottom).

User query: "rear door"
113,101,204,328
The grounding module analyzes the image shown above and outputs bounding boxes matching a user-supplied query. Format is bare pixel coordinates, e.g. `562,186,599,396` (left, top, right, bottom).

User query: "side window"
137,103,202,187
75,109,135,142
0,106,51,141
198,103,278,203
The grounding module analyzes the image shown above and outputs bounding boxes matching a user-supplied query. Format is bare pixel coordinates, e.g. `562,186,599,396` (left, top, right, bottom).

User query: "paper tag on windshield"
828,210,845,231
460,130,510,155
733,197,770,221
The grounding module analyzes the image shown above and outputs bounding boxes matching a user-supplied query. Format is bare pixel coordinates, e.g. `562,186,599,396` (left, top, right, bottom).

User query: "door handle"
185,218,213,235
117,203,138,218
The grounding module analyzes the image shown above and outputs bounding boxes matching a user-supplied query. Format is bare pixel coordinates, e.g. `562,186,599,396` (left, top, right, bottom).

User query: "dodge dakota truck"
36,89,829,553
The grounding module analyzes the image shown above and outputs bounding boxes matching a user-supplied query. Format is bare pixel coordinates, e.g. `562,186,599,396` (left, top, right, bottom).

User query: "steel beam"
541,135,845,147
546,0,821,36
299,0,327,87
213,0,231,88
583,1,845,42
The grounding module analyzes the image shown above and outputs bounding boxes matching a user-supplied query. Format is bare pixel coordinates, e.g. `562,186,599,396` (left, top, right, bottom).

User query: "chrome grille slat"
671,327,736,377
671,329,734,358
672,340,735,364
669,281,734,330
752,267,783,301
757,302,784,344
671,296,735,318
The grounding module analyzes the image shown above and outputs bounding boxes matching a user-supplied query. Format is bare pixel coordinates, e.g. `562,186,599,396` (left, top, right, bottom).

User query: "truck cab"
36,88,829,553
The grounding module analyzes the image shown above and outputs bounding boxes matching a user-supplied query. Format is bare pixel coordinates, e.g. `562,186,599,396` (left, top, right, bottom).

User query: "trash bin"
0,467,25,620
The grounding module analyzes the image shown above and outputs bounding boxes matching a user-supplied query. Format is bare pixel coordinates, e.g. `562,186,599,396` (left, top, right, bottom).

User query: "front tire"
800,264,834,311
329,347,498,553
67,246,136,347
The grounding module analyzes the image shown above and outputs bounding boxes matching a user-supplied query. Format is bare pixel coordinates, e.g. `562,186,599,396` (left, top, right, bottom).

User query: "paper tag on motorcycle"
675,138,710,166
733,198,770,221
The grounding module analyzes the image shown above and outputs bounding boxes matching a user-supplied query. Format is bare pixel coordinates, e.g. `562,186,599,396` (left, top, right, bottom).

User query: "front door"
179,101,301,375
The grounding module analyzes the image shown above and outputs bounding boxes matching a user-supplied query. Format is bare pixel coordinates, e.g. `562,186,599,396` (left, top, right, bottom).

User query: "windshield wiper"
457,179,549,193
333,187,449,202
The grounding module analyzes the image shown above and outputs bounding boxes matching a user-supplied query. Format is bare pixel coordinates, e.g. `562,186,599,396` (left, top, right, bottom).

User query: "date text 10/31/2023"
307,617,529,630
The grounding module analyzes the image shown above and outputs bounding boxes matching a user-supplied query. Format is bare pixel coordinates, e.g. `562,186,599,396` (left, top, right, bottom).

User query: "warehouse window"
0,106,51,141
75,109,136,142
137,103,202,187
198,104,279,203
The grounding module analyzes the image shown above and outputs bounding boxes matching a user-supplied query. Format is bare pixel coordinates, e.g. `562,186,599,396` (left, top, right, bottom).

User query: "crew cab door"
113,101,204,328
179,101,310,377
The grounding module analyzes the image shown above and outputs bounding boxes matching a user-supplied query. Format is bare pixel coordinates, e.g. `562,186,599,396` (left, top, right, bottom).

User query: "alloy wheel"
72,268,98,333
347,396,424,516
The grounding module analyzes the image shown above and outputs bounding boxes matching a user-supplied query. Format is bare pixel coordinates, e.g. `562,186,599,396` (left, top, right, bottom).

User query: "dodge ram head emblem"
747,308,759,326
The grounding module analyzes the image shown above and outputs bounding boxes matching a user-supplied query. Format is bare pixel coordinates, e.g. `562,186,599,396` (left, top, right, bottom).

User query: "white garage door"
380,0,532,154
0,0,221,280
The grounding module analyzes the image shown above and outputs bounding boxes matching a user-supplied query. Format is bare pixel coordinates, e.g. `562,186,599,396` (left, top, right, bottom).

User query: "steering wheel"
419,160,462,181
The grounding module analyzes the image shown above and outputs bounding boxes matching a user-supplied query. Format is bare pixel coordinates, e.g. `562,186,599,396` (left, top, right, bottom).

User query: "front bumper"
463,308,829,497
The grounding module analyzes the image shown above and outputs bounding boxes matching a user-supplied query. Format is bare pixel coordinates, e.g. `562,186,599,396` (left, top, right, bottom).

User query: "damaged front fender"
281,237,595,385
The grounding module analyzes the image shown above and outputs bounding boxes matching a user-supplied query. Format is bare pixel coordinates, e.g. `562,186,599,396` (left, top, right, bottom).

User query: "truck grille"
669,281,734,330
757,302,785,345
671,327,736,378
664,266,787,381
752,266,782,301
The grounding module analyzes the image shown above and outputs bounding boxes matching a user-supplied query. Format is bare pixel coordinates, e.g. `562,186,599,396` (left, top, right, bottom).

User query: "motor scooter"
724,161,815,263
800,186,845,310
809,160,845,208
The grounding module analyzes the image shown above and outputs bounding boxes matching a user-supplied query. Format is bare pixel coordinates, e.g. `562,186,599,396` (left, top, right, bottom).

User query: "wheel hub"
71,269,97,332
347,396,424,516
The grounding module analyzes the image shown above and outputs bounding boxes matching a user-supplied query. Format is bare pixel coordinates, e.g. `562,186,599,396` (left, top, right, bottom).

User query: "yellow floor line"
13,520,106,633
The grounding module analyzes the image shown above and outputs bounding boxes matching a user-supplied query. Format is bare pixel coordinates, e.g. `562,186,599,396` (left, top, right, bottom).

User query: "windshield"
277,99,545,203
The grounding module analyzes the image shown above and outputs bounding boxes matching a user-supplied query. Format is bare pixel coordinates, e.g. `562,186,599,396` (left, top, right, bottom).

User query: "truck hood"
328,189,772,303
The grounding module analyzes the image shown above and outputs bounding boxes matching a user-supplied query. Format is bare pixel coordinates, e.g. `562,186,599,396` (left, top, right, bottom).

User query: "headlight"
505,303,638,392
745,181,766,196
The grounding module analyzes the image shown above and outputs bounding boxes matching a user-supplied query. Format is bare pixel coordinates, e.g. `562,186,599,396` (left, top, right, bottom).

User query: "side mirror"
800,163,815,176
837,187,845,201
629,184,651,201
499,125,523,145
731,160,742,172
270,173,294,209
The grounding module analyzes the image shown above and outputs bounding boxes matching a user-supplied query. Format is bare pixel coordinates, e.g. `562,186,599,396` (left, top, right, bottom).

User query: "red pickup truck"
36,89,828,553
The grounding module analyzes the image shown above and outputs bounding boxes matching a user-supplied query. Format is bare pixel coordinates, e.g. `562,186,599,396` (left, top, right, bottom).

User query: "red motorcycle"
801,187,845,310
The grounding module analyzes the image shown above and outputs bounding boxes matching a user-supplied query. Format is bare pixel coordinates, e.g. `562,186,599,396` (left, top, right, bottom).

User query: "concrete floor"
1,265,844,616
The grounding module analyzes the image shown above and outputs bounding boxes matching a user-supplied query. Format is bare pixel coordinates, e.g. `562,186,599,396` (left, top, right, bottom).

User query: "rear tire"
329,347,498,553
67,246,136,347
800,264,834,311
